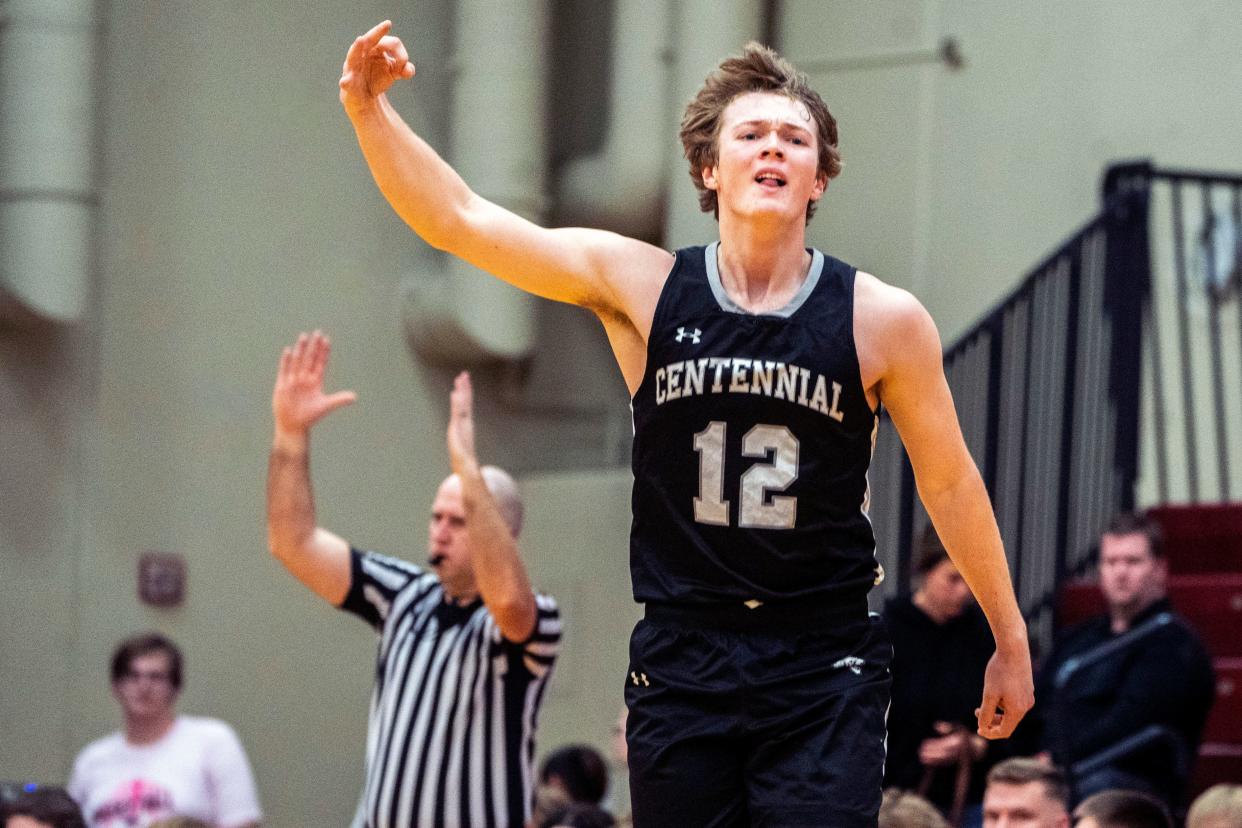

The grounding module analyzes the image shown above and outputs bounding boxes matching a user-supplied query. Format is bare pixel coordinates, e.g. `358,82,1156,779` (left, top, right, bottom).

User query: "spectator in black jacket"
883,526,996,821
1034,512,1214,809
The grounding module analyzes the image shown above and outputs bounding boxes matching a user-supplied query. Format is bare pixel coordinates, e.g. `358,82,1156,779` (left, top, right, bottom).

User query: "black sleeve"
338,547,424,630
498,593,562,680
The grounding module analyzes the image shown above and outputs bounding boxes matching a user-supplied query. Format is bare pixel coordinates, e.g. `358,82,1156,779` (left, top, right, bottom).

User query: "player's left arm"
866,279,1034,739
445,372,538,643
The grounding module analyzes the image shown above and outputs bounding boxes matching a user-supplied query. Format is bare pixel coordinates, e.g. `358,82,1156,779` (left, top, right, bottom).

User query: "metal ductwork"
663,0,763,249
0,0,96,323
403,0,547,364
553,0,672,241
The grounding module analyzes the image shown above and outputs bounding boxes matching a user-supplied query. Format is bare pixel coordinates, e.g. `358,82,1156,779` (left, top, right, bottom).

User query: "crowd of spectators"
880,512,1222,828
6,508,1229,827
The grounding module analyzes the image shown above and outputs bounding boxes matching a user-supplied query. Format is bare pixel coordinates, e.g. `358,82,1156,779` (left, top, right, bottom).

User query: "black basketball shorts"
624,603,892,827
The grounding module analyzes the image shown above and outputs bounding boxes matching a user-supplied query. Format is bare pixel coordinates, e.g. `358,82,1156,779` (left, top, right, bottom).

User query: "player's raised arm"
865,279,1034,740
339,21,671,320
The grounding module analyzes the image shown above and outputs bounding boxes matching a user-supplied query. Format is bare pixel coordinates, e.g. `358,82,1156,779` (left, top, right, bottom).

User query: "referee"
266,330,561,828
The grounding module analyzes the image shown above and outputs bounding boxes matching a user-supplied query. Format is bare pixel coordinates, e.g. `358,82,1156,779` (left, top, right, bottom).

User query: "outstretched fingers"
322,389,358,416
451,371,473,419
277,346,293,382
447,372,477,469
308,330,331,381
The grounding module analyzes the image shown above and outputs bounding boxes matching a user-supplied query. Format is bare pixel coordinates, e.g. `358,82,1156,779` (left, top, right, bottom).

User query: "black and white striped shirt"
341,548,561,828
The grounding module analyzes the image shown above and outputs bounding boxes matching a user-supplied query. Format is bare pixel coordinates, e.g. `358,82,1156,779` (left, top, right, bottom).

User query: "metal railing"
869,162,1242,643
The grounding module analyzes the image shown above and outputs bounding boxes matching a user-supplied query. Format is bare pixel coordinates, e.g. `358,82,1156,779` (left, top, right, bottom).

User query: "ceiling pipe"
662,0,764,249
403,0,547,364
552,0,672,241
0,0,97,323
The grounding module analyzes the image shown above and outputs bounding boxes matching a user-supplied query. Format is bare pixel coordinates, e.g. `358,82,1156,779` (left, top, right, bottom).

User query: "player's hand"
271,331,357,439
975,643,1035,739
339,20,415,114
446,371,479,476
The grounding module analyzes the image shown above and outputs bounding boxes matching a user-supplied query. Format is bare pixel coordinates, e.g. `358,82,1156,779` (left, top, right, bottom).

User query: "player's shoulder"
853,270,938,349
854,271,927,320
574,229,674,280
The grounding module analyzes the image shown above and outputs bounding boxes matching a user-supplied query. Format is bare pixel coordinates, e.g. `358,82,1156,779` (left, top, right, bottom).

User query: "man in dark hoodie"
1035,512,1214,809
884,526,995,821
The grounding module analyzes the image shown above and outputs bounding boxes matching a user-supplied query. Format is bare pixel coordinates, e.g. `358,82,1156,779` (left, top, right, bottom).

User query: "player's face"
112,651,178,723
982,782,1069,828
1098,532,1165,615
920,558,973,622
428,475,476,592
704,91,826,224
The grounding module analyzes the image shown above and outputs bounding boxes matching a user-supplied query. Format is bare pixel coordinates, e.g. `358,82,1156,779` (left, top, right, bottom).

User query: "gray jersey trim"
704,241,825,318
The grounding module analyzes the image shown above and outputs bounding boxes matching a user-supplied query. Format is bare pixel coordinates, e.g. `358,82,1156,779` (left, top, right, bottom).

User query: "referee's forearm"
266,437,317,559
458,466,536,638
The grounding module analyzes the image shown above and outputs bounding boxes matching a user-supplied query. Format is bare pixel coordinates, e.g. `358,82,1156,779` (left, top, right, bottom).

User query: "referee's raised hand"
446,371,479,477
271,330,356,450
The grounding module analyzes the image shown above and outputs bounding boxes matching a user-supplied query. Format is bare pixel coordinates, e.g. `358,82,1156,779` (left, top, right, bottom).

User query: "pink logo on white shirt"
91,779,175,826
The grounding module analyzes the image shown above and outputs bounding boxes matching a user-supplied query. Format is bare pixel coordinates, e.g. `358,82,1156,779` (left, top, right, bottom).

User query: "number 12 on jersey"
692,421,800,529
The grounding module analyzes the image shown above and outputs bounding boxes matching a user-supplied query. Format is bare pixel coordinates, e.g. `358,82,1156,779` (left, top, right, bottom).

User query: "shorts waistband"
643,597,869,636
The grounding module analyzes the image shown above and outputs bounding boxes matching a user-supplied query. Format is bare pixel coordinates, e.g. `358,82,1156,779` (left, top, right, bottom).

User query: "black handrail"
871,161,1242,645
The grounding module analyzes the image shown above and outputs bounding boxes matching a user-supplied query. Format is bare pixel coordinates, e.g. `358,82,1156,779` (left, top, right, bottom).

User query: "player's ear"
702,164,720,191
810,171,828,201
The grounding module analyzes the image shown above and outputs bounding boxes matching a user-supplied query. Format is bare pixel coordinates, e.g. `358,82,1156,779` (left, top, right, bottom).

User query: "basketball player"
339,21,1033,826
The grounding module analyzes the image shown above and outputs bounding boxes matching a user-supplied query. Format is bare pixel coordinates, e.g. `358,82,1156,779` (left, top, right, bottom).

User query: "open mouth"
755,172,786,188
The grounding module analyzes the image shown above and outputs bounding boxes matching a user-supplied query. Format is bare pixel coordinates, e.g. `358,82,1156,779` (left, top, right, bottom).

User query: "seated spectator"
1072,790,1172,828
878,789,950,828
68,633,262,828
1032,513,1214,809
1186,784,1242,828
2,788,85,828
529,784,573,828
883,526,994,822
539,745,609,806
537,802,616,828
982,758,1070,828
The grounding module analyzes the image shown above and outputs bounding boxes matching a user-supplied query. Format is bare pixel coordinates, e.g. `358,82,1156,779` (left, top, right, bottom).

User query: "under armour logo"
630,671,650,687
674,327,702,344
832,656,865,675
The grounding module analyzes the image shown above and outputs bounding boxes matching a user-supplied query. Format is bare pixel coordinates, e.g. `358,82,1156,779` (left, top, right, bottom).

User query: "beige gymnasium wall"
785,0,1242,341
4,2,1242,826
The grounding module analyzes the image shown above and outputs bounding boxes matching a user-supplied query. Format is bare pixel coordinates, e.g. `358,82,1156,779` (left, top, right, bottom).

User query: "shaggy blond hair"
679,42,841,223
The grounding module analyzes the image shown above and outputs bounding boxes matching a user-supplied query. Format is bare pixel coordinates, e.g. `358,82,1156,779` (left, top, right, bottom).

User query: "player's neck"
715,219,811,313
124,713,176,746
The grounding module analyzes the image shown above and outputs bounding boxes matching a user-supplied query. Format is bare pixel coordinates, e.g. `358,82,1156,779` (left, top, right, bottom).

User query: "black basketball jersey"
630,242,880,605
